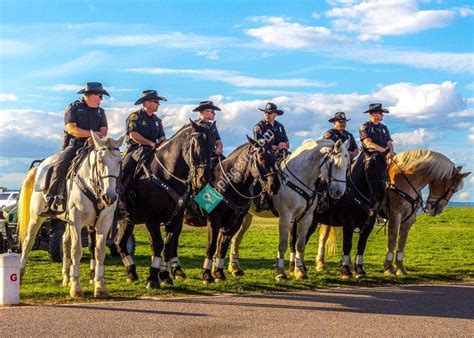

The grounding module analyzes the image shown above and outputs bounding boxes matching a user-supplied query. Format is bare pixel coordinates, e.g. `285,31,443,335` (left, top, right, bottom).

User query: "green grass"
19,207,474,304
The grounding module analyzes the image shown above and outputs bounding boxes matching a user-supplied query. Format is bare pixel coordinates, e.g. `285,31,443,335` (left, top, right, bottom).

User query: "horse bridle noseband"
426,170,458,209
91,146,122,198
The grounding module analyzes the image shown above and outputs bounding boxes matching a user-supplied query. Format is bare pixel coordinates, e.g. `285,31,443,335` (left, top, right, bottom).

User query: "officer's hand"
216,144,223,155
87,137,94,145
272,145,278,152
278,142,288,150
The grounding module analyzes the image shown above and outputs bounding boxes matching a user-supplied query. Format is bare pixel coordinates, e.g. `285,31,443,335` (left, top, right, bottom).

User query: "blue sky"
0,0,473,200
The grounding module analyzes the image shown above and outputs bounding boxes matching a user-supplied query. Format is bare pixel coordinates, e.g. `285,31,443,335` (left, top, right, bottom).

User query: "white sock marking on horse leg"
70,264,80,278
396,251,404,261
160,261,169,271
90,259,96,270
203,258,213,270
215,258,225,269
289,252,295,264
355,255,363,265
342,255,350,266
317,246,325,259
295,252,304,267
151,256,161,269
122,255,134,267
170,257,179,267
95,264,105,279
386,252,394,262
277,258,285,269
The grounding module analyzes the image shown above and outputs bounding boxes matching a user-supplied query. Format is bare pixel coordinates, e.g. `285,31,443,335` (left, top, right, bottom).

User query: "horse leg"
340,223,354,280
93,212,114,298
115,219,138,282
145,219,164,289
203,218,219,285
294,215,313,280
19,215,44,279
214,220,241,282
316,224,330,272
384,214,401,276
228,213,253,277
160,218,180,286
167,214,186,281
395,217,415,277
354,221,375,279
276,212,292,281
68,210,84,298
88,229,96,285
61,225,72,287
288,221,297,274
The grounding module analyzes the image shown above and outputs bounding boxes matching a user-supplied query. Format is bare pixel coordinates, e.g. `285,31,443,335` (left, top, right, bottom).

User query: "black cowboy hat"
192,100,221,112
363,103,389,114
77,82,110,96
258,102,284,115
328,111,351,123
134,90,167,105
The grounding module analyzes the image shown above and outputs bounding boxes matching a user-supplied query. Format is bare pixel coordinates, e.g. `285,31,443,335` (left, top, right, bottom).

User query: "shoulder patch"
254,125,261,133
129,113,138,121
323,132,331,139
360,124,367,131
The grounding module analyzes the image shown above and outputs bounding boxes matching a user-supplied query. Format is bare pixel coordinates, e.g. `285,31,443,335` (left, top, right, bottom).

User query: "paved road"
1,283,473,336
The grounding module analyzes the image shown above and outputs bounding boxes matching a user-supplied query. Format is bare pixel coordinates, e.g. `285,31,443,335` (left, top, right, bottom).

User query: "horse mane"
288,139,334,161
226,143,250,161
394,149,455,179
157,124,192,150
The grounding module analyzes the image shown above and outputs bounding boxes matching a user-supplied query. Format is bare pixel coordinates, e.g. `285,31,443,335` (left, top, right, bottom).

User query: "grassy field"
19,207,473,304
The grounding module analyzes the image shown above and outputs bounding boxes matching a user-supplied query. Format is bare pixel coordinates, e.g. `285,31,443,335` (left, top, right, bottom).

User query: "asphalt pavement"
1,282,473,336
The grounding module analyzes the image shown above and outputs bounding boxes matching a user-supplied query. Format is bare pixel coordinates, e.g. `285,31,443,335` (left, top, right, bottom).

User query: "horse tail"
18,167,38,243
326,226,339,257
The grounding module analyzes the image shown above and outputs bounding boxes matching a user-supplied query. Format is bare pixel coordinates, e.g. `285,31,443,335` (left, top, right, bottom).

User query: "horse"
314,149,470,277
228,139,350,281
114,120,213,289
200,136,278,284
288,150,389,279
18,132,125,297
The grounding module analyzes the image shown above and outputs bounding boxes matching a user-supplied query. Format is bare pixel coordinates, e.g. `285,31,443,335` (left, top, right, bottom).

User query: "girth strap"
283,179,318,223
389,184,421,222
73,174,104,227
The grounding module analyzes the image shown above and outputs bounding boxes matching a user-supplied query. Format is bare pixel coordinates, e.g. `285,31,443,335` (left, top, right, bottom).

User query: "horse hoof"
316,261,326,272
94,289,108,298
396,269,407,277
340,274,351,281
289,262,295,274
146,279,161,289
231,269,244,277
340,265,352,280
202,269,215,285
160,277,174,286
127,274,139,283
70,290,84,298
384,269,395,277
159,271,174,286
275,274,287,281
171,266,187,280
294,269,308,280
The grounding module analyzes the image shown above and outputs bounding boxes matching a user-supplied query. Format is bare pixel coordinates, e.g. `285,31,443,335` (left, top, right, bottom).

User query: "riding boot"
39,196,60,217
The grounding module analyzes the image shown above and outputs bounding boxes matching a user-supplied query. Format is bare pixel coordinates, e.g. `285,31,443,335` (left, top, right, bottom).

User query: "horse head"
90,131,125,207
363,150,388,205
426,165,471,216
187,119,213,191
246,135,280,195
319,139,350,199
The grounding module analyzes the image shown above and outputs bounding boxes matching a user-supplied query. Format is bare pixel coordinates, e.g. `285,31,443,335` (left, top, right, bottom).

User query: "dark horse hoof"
146,278,161,289
355,264,367,279
171,265,187,280
340,264,352,280
159,270,174,286
213,268,226,282
289,261,295,274
202,269,215,285
126,264,139,283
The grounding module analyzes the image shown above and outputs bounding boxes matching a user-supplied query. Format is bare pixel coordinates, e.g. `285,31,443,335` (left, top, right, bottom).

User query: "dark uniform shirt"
253,120,288,148
359,121,392,148
323,128,358,152
126,108,165,147
63,99,107,147
194,118,221,150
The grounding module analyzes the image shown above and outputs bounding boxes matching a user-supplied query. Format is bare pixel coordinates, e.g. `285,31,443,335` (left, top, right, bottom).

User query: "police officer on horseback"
253,102,289,159
192,100,223,166
359,103,394,158
119,90,167,213
323,111,360,160
40,82,109,217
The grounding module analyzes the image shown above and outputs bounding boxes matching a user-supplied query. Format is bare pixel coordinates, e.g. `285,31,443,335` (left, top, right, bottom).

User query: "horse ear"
461,172,471,178
189,118,199,130
116,131,126,147
90,130,104,148
246,135,257,145
334,139,342,151
456,165,463,171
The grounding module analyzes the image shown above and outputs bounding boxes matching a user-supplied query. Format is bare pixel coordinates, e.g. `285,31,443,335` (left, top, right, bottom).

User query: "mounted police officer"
40,82,109,217
323,111,360,160
359,103,394,158
119,90,167,213
192,100,223,167
253,102,289,159
253,102,289,211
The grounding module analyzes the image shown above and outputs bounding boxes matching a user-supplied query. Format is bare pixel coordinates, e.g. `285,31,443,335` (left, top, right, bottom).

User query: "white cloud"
326,0,456,41
36,84,135,93
391,128,435,147
0,39,31,56
195,50,219,60
0,173,26,191
469,134,474,143
458,191,470,200
122,67,333,88
31,51,107,78
470,176,474,184
0,93,18,102
83,33,233,48
245,17,340,48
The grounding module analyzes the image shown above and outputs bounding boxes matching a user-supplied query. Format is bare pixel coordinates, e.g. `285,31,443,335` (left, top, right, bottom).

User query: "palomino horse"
288,150,388,279
314,149,470,277
18,132,125,297
200,137,278,284
114,120,213,288
228,139,350,281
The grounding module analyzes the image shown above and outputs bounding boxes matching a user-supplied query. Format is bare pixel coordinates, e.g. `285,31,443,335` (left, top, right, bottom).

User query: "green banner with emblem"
194,184,223,213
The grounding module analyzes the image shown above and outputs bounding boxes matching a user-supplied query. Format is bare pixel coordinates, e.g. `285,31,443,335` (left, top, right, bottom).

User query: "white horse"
229,139,350,281
18,132,124,298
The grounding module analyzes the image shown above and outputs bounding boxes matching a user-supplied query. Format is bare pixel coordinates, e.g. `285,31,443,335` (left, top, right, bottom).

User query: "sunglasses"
148,100,159,104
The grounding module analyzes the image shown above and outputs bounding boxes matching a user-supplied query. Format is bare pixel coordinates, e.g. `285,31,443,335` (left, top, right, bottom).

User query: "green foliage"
19,207,473,304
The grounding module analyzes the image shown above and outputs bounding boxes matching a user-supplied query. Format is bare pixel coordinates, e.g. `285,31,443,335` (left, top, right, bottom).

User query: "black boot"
39,197,60,217
117,200,129,221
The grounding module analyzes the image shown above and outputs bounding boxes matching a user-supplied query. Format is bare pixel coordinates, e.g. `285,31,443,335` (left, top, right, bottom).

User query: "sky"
0,0,473,201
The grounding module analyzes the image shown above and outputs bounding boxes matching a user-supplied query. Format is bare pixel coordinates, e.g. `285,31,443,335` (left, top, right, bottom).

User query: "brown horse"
316,149,470,276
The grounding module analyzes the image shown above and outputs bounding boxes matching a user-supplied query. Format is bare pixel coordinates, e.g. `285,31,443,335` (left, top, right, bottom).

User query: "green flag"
194,184,223,213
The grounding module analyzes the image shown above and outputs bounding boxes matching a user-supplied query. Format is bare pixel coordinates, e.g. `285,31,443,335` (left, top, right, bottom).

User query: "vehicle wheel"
49,221,65,262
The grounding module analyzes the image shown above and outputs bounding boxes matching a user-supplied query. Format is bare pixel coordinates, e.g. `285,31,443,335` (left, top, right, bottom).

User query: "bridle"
90,146,122,201
426,169,458,210
319,146,347,186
